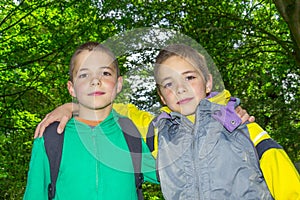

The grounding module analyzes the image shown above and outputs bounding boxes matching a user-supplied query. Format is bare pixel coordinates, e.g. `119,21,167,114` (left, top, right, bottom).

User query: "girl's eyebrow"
161,70,197,81
159,69,199,84
182,70,197,75
160,76,172,83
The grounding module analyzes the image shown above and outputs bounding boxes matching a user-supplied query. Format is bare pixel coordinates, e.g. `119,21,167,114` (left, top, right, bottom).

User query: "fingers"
34,123,41,138
33,103,74,138
249,116,255,123
241,113,250,124
34,113,53,138
235,106,255,124
235,106,241,113
57,115,69,134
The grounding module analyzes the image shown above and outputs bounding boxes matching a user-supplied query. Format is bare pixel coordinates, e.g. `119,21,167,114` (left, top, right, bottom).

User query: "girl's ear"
206,74,213,94
157,88,167,105
116,76,123,94
67,81,76,97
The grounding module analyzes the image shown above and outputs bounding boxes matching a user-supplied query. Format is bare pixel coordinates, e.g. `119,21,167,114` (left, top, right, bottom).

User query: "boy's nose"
91,77,101,86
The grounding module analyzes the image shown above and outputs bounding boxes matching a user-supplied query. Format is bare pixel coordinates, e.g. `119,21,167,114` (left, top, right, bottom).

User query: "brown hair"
154,44,210,83
69,41,119,82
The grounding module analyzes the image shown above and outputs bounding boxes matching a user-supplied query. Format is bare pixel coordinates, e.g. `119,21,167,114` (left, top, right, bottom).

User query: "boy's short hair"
69,41,119,82
154,44,210,83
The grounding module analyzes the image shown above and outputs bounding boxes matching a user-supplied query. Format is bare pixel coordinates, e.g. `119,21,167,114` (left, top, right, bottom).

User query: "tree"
0,0,299,199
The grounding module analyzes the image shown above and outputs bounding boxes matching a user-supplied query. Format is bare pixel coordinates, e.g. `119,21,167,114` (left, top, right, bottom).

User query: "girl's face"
67,50,122,114
156,56,212,116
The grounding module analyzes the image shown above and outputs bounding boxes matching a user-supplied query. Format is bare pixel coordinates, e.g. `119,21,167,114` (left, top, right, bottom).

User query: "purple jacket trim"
153,112,171,126
212,98,241,132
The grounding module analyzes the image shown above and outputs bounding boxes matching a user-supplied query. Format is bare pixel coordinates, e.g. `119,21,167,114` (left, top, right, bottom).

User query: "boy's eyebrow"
78,66,115,71
101,66,115,71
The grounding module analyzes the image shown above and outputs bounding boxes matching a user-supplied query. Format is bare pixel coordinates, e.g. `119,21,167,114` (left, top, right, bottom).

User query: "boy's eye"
102,71,112,76
78,73,88,78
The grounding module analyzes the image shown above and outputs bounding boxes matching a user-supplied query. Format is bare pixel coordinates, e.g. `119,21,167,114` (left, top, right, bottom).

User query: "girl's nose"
176,82,187,94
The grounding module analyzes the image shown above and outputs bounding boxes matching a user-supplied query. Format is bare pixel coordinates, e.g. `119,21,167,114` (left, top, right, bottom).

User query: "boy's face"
68,50,122,112
156,56,212,116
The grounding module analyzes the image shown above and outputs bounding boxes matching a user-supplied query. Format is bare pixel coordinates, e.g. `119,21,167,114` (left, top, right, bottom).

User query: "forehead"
157,56,200,78
73,50,115,71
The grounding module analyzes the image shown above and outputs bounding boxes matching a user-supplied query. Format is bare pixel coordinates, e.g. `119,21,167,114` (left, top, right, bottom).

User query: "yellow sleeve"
261,149,300,200
247,123,300,200
113,103,155,140
113,103,159,158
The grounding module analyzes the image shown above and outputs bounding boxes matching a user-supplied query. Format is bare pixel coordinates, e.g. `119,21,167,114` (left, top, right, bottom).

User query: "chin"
178,107,196,116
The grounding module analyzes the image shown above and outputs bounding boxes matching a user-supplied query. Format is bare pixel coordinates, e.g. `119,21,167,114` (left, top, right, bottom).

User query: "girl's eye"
163,82,173,88
78,73,88,78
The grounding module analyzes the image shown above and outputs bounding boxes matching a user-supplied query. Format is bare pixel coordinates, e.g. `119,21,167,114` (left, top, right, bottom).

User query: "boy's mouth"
88,91,105,96
177,97,193,105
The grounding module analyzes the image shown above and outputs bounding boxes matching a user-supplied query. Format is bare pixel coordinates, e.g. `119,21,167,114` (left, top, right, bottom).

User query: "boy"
153,44,300,199
23,42,158,200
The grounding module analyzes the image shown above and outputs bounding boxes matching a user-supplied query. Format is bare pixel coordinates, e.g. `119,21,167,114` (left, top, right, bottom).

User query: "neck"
78,104,113,121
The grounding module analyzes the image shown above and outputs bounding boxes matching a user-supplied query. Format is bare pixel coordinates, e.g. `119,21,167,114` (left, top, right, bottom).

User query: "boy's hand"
235,106,255,124
34,103,75,138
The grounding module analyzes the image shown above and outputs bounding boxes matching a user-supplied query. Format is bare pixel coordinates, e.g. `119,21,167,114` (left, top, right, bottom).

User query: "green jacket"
24,110,158,200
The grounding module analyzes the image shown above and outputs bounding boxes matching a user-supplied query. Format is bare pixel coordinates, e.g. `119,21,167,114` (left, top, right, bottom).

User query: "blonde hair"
154,44,210,83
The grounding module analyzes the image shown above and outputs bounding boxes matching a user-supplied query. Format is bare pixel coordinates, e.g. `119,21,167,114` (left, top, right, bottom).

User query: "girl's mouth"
177,97,193,105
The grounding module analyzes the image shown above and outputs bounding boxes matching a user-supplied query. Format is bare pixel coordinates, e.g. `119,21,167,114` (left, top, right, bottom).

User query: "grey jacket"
156,99,273,200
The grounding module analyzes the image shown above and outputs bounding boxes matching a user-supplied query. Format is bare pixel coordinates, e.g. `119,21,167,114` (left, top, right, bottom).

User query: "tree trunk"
274,0,300,64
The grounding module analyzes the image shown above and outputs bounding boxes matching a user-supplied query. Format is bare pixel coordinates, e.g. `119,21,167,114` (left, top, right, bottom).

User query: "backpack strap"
145,114,172,183
118,117,144,200
146,122,155,152
43,122,64,200
145,115,162,152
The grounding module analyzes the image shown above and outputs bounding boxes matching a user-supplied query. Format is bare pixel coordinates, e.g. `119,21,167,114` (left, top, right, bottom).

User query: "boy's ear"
116,76,123,94
206,74,213,94
67,81,76,97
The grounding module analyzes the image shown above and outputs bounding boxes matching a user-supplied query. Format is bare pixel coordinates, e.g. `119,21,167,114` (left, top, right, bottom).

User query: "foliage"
0,0,299,199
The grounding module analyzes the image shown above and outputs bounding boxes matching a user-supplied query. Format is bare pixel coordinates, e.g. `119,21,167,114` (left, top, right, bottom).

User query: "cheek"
105,79,118,90
73,81,87,93
161,89,177,102
191,82,207,98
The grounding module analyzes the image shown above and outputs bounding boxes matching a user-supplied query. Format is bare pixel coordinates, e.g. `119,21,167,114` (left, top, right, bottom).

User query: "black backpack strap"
146,121,155,152
118,117,144,200
146,116,165,182
43,122,64,200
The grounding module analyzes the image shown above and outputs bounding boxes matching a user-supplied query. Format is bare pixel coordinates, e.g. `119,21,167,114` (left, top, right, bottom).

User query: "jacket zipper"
188,118,200,199
91,128,99,192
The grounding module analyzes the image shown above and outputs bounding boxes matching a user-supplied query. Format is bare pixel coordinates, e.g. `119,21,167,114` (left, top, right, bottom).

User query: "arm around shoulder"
247,122,300,199
113,103,155,139
260,147,300,199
